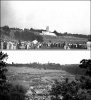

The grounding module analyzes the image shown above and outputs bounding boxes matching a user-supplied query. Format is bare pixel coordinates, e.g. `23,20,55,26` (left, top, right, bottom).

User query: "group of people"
0,39,87,50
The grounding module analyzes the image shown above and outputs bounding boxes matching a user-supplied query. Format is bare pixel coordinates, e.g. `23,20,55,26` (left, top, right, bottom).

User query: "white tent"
32,40,38,44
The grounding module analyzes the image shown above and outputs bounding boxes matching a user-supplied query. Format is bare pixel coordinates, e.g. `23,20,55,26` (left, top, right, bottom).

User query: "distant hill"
0,26,90,43
0,28,18,42
0,26,43,42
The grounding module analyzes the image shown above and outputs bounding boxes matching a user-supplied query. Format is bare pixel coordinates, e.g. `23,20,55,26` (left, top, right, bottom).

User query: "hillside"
43,35,88,44
0,26,90,43
0,29,18,42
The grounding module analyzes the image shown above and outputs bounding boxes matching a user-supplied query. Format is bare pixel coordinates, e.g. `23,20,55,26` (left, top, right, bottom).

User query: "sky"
1,0,90,34
2,51,91,65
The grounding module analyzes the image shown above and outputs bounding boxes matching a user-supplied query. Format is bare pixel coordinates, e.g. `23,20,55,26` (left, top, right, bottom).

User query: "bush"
0,82,27,100
0,52,8,85
79,59,91,77
49,77,91,100
0,51,27,100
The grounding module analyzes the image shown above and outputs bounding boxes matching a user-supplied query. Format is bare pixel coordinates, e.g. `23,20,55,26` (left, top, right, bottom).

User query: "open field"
6,66,75,89
5,65,87,100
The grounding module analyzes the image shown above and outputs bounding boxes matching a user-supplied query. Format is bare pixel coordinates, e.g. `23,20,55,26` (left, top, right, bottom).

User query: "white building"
40,31,56,36
40,26,56,36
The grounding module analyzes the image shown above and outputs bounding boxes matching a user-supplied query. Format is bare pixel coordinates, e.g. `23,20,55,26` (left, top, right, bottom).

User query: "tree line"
53,30,90,40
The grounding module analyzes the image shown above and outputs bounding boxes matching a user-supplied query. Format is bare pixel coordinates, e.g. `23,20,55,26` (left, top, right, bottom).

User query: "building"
40,26,56,36
46,26,49,32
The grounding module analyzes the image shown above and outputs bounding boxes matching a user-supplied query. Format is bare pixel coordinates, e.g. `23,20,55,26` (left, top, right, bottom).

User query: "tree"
0,51,8,85
88,35,91,41
49,59,91,100
50,79,78,100
9,30,15,39
79,59,91,77
35,34,43,42
0,52,27,100
0,51,8,100
49,78,91,100
64,32,67,35
2,26,10,32
53,30,60,36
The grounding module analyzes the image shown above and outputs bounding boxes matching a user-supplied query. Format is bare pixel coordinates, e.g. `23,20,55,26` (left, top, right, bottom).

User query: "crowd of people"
0,39,88,50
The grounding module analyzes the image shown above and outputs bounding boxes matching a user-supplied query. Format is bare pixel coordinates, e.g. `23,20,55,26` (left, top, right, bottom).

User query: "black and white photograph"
0,50,91,100
0,0,91,50
0,0,91,100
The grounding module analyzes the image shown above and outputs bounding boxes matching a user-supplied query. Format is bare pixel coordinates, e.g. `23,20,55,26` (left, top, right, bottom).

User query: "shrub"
49,77,91,100
0,52,27,100
79,59,91,77
0,83,27,100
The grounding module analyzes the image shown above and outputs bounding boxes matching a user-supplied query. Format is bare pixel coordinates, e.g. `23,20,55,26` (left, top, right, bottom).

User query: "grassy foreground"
6,63,86,88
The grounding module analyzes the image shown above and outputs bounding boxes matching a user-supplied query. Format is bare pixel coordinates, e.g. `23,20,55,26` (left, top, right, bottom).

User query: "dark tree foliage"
0,51,8,99
2,26,10,32
53,30,62,36
14,31,22,40
0,52,27,100
35,34,43,42
50,78,91,100
14,30,43,42
1,26,10,36
0,51,8,85
30,28,45,33
79,59,91,77
0,83,27,100
88,35,91,41
49,59,91,100
53,30,90,39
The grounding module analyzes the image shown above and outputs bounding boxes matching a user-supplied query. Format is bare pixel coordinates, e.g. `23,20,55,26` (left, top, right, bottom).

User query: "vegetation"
0,26,10,36
49,59,91,100
53,30,90,40
79,59,91,77
1,25,90,41
50,77,91,100
7,63,86,75
0,51,8,85
14,30,43,42
1,51,91,100
0,52,27,100
61,64,86,75
0,26,43,42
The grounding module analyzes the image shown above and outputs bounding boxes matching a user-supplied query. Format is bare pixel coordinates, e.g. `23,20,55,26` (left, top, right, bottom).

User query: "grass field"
6,66,75,89
6,64,87,100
